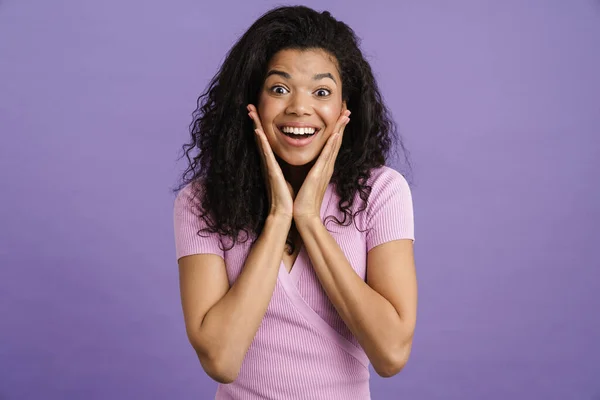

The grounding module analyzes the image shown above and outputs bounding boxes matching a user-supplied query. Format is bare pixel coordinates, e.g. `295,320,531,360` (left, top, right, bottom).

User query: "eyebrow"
266,70,337,85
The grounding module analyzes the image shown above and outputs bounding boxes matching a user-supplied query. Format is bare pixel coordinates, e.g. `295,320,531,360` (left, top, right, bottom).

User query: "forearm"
199,214,291,377
295,217,413,374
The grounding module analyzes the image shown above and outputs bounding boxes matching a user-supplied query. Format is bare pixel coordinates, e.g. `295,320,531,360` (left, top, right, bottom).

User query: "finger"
254,128,269,163
248,111,263,132
254,129,280,176
247,104,264,132
324,114,349,165
328,115,349,159
309,111,350,175
334,117,350,158
327,117,350,170
311,132,339,174
253,129,268,177
252,129,274,208
328,133,341,165
247,103,258,115
340,113,350,132
248,104,262,129
253,127,265,157
330,109,350,137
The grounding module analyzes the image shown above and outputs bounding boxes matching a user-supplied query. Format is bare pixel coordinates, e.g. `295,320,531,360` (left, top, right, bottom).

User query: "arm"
178,214,292,383
295,217,417,377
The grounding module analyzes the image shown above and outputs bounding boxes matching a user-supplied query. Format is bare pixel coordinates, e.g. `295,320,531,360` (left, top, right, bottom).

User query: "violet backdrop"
1,0,599,399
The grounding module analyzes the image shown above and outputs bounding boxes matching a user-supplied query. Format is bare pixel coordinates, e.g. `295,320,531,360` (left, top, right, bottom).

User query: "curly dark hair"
175,5,412,254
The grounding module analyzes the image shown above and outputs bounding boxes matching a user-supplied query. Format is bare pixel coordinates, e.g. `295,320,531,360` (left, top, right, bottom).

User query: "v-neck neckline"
279,183,333,284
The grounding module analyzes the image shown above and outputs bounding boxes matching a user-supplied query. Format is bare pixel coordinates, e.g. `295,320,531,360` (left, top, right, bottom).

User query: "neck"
276,155,316,196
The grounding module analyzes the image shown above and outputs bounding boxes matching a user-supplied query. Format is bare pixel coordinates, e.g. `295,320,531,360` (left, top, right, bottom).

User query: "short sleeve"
365,167,415,252
173,183,224,261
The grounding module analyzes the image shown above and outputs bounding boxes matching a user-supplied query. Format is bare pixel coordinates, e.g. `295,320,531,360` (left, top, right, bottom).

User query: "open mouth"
277,125,321,139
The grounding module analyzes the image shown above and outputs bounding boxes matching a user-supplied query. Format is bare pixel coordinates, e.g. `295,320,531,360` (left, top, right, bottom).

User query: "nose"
285,91,312,116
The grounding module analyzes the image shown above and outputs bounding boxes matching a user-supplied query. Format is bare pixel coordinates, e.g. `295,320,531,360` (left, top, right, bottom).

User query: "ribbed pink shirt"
173,165,415,399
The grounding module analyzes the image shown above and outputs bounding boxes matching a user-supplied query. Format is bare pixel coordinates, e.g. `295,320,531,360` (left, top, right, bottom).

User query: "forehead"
266,49,340,80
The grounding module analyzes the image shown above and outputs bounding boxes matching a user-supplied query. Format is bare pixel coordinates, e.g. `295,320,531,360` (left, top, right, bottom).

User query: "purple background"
1,0,599,399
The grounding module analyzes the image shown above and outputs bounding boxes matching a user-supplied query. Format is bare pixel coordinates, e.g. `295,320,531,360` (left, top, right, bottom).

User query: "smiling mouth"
277,126,321,138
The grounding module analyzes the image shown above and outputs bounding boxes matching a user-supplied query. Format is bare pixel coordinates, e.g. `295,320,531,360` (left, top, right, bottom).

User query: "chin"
276,151,317,167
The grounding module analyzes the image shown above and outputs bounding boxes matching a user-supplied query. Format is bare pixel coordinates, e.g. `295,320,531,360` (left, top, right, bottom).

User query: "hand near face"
292,109,350,223
248,104,295,220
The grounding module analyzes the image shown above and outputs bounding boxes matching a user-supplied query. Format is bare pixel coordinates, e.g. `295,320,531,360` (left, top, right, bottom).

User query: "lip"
276,125,321,148
277,122,321,129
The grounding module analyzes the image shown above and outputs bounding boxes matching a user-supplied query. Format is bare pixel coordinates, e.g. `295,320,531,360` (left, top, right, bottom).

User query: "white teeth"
281,126,316,135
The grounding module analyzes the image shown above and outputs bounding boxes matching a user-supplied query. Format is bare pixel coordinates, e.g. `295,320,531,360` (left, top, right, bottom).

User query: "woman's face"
257,48,346,166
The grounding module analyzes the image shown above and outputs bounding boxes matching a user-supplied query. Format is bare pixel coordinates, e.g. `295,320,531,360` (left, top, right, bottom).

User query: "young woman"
174,5,417,399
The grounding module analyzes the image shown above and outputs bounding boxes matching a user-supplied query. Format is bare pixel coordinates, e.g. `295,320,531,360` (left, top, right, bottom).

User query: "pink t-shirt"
173,165,415,399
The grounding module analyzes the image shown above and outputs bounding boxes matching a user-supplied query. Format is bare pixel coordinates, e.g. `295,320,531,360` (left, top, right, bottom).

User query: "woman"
174,5,417,399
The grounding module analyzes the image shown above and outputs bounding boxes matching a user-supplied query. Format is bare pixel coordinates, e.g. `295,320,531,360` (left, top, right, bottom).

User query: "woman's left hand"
293,109,351,223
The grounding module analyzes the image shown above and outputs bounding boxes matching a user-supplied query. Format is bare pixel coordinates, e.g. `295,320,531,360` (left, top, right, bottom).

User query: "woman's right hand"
247,104,294,220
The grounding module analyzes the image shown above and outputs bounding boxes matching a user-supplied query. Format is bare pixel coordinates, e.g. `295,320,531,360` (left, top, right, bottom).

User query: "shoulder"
174,180,206,214
365,166,411,202
367,165,408,185
175,180,202,201
362,166,415,246
173,179,224,260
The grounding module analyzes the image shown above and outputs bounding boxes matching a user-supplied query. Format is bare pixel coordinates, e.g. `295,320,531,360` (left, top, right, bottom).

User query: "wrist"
293,214,322,228
267,212,293,226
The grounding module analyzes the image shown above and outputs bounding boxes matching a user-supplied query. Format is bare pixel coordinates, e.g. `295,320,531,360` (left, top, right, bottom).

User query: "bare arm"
295,216,417,377
178,214,292,383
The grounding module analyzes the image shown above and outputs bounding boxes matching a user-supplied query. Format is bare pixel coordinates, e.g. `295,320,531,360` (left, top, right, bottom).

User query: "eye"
315,88,331,97
270,85,289,95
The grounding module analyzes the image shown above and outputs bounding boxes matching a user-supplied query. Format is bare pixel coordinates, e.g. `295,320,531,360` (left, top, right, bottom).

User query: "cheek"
257,96,282,122
318,103,343,126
